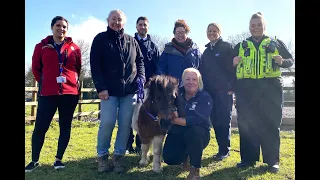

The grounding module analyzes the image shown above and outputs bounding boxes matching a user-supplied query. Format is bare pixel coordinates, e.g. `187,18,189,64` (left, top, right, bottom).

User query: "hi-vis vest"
236,37,281,79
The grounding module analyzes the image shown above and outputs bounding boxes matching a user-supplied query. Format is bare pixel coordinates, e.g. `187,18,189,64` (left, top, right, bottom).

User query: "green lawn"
25,120,295,180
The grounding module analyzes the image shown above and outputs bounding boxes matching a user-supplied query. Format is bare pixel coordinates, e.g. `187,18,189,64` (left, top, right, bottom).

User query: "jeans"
97,94,135,157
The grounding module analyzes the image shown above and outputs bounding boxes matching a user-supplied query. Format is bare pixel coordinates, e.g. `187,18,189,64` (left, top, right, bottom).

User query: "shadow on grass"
26,152,271,180
199,155,269,180
25,155,185,180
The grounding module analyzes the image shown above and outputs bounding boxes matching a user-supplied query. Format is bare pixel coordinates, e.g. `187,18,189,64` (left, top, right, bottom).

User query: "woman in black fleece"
89,9,145,173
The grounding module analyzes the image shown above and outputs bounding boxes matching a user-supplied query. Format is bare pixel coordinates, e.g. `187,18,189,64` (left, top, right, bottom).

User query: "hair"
250,12,265,25
207,22,222,34
107,9,127,24
173,19,190,34
181,68,204,90
51,16,68,29
136,16,149,24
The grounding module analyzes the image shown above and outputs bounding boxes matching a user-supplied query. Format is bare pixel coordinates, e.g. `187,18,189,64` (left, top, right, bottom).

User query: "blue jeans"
97,94,134,157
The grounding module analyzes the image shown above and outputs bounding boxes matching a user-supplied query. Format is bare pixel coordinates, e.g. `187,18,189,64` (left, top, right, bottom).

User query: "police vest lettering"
236,37,281,79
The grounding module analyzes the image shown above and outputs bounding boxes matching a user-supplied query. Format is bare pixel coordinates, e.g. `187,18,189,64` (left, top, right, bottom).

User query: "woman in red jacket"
25,16,82,172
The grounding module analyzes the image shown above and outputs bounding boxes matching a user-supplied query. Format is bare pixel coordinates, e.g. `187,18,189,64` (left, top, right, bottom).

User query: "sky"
25,0,295,71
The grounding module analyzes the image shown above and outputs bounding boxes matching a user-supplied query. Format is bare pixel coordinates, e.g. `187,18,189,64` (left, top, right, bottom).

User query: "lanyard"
53,42,67,76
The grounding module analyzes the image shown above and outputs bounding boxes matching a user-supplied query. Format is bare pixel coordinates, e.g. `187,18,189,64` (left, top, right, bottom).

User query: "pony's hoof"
153,166,163,173
139,160,149,167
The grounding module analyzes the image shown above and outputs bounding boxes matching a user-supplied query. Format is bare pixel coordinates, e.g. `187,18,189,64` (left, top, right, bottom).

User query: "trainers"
214,153,230,161
25,161,39,172
53,161,65,170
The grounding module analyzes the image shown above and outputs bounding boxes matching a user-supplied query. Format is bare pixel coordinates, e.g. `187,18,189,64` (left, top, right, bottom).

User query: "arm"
276,39,294,68
172,93,213,127
225,43,236,92
156,52,168,75
31,44,42,82
135,40,145,83
90,34,108,93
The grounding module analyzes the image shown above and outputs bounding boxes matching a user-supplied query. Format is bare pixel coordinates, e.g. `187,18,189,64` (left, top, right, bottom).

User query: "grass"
25,120,295,180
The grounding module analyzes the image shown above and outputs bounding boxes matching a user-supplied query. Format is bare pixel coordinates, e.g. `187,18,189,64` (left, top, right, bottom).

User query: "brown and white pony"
131,75,183,173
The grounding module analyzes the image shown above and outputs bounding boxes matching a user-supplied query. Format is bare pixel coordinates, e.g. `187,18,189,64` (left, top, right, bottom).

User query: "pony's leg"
152,135,165,173
139,143,150,166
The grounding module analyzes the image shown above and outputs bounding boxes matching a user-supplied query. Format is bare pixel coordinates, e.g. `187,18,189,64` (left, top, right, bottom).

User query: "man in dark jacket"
199,23,235,161
126,16,160,154
90,10,145,173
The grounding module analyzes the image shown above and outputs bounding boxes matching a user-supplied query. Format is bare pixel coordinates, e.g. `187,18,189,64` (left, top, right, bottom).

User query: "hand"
233,56,242,67
273,55,283,65
227,91,234,95
98,90,109,100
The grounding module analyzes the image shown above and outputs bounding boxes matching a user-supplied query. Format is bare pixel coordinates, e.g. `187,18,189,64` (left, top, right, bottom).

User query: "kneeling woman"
162,68,213,180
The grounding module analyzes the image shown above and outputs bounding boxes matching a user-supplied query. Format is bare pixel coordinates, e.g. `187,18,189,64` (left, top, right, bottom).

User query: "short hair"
136,16,149,24
181,68,204,90
173,19,190,34
207,22,222,34
107,9,127,24
51,16,68,29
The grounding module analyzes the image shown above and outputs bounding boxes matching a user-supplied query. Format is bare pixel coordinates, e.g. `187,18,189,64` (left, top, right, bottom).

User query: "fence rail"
25,72,295,129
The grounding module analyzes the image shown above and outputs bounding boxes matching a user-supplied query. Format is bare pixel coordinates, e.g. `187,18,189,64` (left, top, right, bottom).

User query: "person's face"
249,18,265,38
51,20,68,38
136,20,149,37
183,72,199,94
174,27,187,43
108,12,125,31
207,25,220,42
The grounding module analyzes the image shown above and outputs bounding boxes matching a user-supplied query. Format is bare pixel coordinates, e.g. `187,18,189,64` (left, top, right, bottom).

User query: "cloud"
68,16,107,44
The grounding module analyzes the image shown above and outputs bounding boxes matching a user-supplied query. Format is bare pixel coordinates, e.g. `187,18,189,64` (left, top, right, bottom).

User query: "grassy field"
25,120,295,180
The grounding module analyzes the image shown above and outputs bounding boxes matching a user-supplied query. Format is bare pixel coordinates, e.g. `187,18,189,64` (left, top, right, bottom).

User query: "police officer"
233,12,294,173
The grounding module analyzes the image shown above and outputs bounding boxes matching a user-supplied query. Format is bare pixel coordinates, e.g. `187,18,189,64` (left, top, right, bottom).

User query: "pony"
131,75,183,173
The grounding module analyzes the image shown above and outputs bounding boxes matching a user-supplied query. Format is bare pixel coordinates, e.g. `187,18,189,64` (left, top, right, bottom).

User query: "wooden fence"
25,72,295,129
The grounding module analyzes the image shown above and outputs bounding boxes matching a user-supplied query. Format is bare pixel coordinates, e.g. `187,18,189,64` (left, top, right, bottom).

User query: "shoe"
112,155,125,173
25,161,39,172
98,154,112,172
268,164,279,173
53,160,65,170
186,166,200,180
214,153,230,161
236,161,256,168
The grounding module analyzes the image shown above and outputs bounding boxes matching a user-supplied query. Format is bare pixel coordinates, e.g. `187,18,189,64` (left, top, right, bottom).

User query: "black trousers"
209,89,233,155
126,127,141,150
31,95,79,162
162,126,210,168
235,78,283,165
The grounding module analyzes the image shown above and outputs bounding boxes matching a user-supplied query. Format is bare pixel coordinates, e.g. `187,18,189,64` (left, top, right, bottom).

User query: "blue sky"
26,0,295,66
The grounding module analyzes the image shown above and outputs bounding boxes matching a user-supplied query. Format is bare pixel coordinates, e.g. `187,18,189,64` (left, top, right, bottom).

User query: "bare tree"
76,39,91,79
149,33,170,53
25,64,33,98
226,31,251,47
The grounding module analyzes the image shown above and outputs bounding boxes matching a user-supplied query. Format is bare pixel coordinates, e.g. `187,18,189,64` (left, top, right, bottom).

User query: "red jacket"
32,36,82,96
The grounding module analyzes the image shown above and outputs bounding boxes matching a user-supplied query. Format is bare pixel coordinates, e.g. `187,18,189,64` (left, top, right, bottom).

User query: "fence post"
98,103,101,120
78,81,83,121
30,79,38,124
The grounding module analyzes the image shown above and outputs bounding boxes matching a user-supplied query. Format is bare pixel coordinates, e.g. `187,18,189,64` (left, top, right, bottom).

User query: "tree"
149,33,170,53
226,31,251,47
25,64,34,98
76,39,91,80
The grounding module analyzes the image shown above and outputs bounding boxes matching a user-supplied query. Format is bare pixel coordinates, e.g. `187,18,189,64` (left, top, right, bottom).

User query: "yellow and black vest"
236,37,281,79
